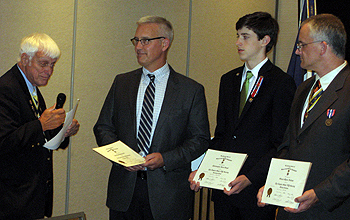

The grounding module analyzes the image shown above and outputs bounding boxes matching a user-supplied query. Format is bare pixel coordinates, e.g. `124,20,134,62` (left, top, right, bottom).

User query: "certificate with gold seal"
193,149,248,190
261,158,312,209
93,141,145,167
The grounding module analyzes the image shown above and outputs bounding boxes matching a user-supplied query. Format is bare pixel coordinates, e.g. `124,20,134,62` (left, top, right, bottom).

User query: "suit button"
32,145,35,148
47,157,51,161
37,142,40,146
296,139,301,144
232,136,237,139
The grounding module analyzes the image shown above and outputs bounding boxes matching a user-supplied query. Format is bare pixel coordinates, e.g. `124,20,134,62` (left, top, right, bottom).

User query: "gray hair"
302,14,347,59
20,33,61,61
137,15,174,44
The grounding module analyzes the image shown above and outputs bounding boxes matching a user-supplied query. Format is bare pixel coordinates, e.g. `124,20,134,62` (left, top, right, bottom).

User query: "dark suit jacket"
277,64,350,220
93,66,210,220
211,60,296,208
0,65,69,219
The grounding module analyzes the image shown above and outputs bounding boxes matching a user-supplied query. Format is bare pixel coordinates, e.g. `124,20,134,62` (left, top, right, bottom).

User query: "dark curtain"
317,0,350,61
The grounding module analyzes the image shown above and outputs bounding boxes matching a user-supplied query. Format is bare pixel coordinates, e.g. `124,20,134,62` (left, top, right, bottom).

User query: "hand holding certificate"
193,149,247,190
44,99,80,150
93,141,145,167
261,158,312,209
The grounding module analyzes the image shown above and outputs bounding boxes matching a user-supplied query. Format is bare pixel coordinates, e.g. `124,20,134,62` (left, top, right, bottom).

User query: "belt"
137,171,147,180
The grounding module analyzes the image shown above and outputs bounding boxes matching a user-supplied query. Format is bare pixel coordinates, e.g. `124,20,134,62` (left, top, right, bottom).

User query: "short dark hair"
236,12,279,53
302,14,347,59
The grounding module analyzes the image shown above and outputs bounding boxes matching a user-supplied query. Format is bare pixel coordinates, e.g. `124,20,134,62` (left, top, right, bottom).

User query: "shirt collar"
244,57,268,79
142,62,170,82
318,60,347,90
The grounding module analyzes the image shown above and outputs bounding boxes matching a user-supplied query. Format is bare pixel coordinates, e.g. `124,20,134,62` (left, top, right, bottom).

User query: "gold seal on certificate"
261,158,312,209
93,141,145,167
193,149,248,190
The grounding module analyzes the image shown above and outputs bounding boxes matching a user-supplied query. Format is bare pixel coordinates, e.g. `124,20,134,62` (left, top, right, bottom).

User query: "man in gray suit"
94,16,210,220
258,14,350,219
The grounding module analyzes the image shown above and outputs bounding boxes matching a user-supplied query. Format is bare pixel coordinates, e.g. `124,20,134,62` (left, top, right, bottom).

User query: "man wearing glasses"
94,16,210,220
258,14,350,220
189,12,296,220
0,33,80,219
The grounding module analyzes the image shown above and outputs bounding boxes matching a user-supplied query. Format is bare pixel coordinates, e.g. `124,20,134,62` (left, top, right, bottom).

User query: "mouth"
137,50,146,55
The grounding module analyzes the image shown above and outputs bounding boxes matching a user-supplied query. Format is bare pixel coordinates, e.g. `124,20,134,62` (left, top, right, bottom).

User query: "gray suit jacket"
93,66,210,220
277,64,350,219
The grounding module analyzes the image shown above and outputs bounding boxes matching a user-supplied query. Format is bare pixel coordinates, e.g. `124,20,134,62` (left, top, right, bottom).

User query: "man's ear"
320,41,328,55
162,38,171,51
261,35,271,47
20,53,30,66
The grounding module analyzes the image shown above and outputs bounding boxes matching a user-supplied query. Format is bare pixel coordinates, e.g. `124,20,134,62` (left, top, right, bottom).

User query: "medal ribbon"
250,76,264,98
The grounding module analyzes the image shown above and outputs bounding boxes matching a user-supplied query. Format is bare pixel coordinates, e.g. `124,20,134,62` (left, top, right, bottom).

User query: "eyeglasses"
130,37,165,46
296,41,323,50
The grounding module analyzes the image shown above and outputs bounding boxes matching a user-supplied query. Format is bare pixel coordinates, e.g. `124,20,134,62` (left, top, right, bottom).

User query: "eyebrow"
237,33,251,36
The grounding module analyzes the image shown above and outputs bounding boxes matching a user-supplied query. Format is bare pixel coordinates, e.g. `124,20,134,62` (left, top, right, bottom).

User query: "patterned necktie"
239,71,253,116
31,87,39,109
304,79,323,120
137,74,155,155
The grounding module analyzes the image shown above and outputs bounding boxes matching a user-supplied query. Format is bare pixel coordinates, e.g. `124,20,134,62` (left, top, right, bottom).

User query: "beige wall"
0,1,297,219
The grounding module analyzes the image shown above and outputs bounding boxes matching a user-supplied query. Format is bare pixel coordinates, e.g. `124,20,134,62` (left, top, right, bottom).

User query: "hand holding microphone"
39,93,67,131
55,93,66,109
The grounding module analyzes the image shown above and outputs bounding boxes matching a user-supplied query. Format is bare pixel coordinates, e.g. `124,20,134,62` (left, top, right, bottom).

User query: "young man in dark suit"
190,12,296,220
258,13,350,220
94,16,210,220
0,33,80,219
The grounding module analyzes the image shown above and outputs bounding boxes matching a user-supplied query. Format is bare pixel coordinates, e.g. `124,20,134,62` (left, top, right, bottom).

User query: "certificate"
44,99,80,150
93,141,145,167
261,158,312,209
193,149,248,190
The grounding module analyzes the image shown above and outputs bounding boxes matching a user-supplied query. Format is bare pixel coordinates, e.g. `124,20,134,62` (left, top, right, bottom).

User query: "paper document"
44,99,80,150
261,158,312,209
193,149,248,190
93,141,145,167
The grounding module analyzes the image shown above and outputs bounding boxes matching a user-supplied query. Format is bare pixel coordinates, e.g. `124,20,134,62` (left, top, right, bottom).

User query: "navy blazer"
211,60,296,208
0,65,69,219
94,66,210,220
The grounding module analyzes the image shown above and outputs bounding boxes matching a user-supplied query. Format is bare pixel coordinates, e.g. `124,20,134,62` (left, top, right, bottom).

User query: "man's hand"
188,170,202,192
64,119,80,137
257,185,267,207
125,164,145,172
224,175,252,195
144,152,164,170
39,105,65,131
284,189,319,213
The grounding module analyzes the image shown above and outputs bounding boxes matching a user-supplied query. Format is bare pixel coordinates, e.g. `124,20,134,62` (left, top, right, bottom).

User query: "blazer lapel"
232,68,243,128
130,69,142,141
151,68,179,149
300,65,349,134
12,65,40,119
238,60,272,122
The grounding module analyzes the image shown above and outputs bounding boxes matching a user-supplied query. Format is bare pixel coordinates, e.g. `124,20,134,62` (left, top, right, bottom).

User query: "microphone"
51,93,66,135
56,93,66,109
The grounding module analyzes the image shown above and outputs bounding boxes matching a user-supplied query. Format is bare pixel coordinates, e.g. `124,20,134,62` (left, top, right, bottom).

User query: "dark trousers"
110,174,154,220
214,198,276,220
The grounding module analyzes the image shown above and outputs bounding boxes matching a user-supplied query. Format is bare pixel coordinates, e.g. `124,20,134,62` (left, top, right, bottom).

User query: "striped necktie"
239,71,253,116
31,87,39,109
137,74,155,155
304,79,323,120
